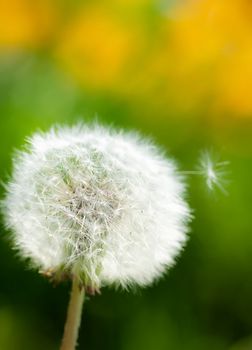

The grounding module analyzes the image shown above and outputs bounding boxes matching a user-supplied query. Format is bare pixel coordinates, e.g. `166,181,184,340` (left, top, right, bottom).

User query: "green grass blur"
0,1,252,349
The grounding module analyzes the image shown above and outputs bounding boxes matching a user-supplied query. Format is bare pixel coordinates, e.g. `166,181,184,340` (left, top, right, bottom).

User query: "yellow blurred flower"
0,0,57,49
167,0,252,116
2,0,252,119
55,5,144,90
216,49,252,116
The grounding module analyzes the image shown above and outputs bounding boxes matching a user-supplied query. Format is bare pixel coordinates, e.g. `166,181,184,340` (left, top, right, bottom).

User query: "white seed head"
2,124,191,289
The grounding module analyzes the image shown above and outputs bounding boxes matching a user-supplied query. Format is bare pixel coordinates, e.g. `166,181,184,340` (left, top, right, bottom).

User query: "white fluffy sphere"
3,124,191,289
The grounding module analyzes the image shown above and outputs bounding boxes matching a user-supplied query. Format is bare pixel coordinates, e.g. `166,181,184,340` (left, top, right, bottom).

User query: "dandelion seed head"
2,124,191,289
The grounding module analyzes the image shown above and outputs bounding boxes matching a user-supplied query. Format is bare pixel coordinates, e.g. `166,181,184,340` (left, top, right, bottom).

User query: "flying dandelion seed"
181,151,229,194
198,151,229,194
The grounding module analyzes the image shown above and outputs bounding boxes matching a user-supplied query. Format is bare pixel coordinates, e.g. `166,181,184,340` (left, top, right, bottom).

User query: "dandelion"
2,123,191,350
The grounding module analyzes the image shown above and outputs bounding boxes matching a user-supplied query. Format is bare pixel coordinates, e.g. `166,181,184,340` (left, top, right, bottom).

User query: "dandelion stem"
60,276,85,350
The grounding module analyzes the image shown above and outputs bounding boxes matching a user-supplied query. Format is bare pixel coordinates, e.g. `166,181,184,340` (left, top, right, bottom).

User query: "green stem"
60,276,85,350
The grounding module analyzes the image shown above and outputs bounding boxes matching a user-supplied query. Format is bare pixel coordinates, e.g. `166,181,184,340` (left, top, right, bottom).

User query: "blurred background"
0,0,252,349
